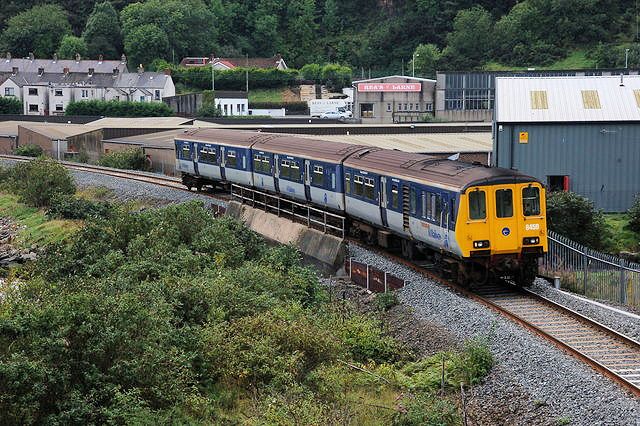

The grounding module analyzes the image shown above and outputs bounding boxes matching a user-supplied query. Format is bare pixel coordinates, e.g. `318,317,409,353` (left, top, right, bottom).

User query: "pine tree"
83,1,123,59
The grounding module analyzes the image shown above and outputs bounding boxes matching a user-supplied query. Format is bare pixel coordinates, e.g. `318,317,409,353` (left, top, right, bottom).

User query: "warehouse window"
581,90,601,109
360,103,374,118
386,103,392,112
530,91,548,109
312,165,324,186
495,189,513,218
468,190,486,220
522,187,541,216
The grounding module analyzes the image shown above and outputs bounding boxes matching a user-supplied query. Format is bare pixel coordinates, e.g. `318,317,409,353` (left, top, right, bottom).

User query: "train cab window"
353,175,364,196
468,190,486,220
495,189,513,218
390,184,399,209
364,177,375,199
226,150,237,168
181,145,191,160
345,173,351,193
522,186,541,216
312,165,324,186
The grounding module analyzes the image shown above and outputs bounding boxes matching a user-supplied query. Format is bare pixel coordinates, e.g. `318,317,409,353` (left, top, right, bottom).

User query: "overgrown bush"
47,193,112,220
98,148,149,170
629,195,640,235
196,103,222,118
14,144,43,157
65,100,173,117
0,96,21,114
546,191,612,250
375,291,398,312
393,394,461,426
7,157,76,207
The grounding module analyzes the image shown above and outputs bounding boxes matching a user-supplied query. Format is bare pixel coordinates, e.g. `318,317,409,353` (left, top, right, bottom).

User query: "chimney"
98,54,103,63
38,67,44,76
6,52,11,61
28,52,34,61
164,68,172,76
138,64,144,74
63,67,69,75
121,53,127,64
88,67,94,77
75,53,81,62
53,53,57,62
11,66,18,75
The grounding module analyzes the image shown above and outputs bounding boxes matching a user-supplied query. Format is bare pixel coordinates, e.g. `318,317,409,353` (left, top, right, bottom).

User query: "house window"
4,87,14,96
154,90,160,100
386,103,392,112
55,104,63,112
360,103,374,118
404,103,408,110
28,88,38,96
54,89,63,97
425,102,433,112
29,104,38,112
139,96,145,102
409,103,413,111
223,104,228,115
81,89,88,98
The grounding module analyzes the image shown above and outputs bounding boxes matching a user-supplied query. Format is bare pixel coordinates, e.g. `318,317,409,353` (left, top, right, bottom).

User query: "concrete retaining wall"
226,200,345,273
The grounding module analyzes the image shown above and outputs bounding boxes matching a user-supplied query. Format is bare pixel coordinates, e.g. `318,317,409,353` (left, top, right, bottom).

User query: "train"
174,128,548,286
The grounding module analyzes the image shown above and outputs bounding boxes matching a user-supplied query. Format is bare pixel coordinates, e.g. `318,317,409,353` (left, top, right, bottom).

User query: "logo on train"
501,227,510,236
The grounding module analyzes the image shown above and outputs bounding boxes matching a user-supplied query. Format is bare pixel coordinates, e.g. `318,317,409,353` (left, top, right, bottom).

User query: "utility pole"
626,48,630,69
245,54,249,93
211,55,215,91
412,52,419,77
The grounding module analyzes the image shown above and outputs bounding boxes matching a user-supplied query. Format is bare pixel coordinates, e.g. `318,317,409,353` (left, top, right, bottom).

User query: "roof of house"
5,71,171,89
0,57,128,74
495,75,640,123
116,72,171,89
214,91,248,99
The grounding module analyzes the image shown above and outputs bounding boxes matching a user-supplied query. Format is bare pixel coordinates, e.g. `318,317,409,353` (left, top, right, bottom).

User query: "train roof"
177,128,258,148
344,149,539,191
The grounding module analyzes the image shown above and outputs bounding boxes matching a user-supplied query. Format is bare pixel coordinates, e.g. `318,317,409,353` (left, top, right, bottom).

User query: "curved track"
3,154,638,397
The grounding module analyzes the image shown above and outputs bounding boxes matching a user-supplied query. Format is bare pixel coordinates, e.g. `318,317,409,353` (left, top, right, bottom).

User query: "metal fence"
541,230,640,307
345,258,407,292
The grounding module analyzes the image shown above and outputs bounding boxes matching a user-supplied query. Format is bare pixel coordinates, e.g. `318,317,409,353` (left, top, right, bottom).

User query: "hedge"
0,97,22,114
249,101,308,114
65,100,173,117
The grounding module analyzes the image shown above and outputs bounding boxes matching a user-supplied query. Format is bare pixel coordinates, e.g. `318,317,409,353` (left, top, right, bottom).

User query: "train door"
440,193,449,249
380,176,388,227
304,159,311,201
220,146,226,181
193,143,200,176
491,185,520,254
273,154,280,193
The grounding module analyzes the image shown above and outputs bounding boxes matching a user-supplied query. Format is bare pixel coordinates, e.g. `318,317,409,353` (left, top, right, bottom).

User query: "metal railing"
345,257,407,292
230,184,346,238
541,230,640,307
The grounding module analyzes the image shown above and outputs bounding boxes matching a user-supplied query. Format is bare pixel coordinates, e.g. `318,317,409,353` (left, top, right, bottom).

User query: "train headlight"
523,237,540,245
473,240,490,248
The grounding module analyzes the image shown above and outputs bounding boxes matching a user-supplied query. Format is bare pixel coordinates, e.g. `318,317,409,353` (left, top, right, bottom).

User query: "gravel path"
348,244,640,426
528,279,640,342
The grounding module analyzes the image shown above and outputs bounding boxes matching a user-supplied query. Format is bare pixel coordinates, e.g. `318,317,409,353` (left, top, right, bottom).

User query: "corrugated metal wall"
495,123,640,212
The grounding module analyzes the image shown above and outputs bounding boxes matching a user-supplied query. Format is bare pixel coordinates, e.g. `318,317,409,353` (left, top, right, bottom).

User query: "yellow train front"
454,180,547,285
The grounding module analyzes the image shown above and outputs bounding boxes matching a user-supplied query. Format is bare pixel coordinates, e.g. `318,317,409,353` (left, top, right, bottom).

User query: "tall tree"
411,43,441,78
440,6,494,69
284,0,318,66
124,24,169,67
57,35,88,60
0,4,72,58
83,2,123,59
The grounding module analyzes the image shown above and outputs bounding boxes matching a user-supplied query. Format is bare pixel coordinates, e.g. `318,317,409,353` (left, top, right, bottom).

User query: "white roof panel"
495,75,640,122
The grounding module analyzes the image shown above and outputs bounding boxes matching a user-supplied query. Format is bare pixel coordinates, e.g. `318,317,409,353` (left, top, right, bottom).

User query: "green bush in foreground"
629,195,640,235
98,148,149,171
47,193,113,220
65,100,173,117
7,158,76,207
14,144,43,157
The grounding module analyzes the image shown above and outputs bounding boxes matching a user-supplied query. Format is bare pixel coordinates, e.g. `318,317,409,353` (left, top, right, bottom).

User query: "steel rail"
348,241,640,398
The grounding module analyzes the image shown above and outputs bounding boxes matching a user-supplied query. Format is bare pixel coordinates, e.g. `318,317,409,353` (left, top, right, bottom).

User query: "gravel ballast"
348,244,640,426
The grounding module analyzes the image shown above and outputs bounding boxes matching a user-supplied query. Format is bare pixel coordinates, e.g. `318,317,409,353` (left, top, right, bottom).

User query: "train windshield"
468,190,486,220
496,189,513,218
522,186,541,216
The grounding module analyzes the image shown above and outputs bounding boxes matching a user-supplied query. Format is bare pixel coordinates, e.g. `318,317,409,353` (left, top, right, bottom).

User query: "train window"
450,201,456,225
522,186,541,216
312,165,324,186
331,172,336,189
391,184,399,209
421,192,427,218
280,159,290,179
345,173,351,193
353,175,364,196
253,154,262,172
262,156,271,174
290,162,301,182
496,189,513,218
364,177,375,199
468,190,486,220
181,145,191,160
226,150,237,168
200,147,216,163
410,188,417,214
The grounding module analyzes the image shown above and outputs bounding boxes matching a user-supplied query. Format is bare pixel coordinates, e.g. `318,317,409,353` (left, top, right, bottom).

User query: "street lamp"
412,52,419,77
625,48,630,69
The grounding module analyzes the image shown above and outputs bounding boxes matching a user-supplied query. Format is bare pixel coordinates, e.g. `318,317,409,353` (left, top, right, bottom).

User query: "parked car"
319,110,352,119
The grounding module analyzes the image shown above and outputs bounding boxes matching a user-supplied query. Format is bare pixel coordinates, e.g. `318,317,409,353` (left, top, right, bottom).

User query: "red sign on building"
357,82,422,92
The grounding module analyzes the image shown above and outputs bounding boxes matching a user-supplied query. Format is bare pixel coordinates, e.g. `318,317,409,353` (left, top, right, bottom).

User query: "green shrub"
14,144,44,157
196,103,222,118
47,193,112,220
393,394,461,426
375,291,398,312
0,96,22,114
98,148,149,171
7,157,76,207
546,191,612,250
65,100,173,117
629,195,640,234
450,337,493,386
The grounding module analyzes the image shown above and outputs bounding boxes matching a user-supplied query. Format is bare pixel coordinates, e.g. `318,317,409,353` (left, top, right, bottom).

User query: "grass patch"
0,193,79,247
605,214,639,253
248,88,285,103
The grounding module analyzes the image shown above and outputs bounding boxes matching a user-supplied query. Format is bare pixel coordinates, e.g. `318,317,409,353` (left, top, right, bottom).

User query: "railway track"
4,154,639,397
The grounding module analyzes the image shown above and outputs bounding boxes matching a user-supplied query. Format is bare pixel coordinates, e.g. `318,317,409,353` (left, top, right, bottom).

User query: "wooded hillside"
0,1,638,73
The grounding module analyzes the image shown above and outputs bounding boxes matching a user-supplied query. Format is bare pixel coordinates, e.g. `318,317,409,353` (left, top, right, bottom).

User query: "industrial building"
436,69,640,122
352,76,435,124
493,75,640,212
